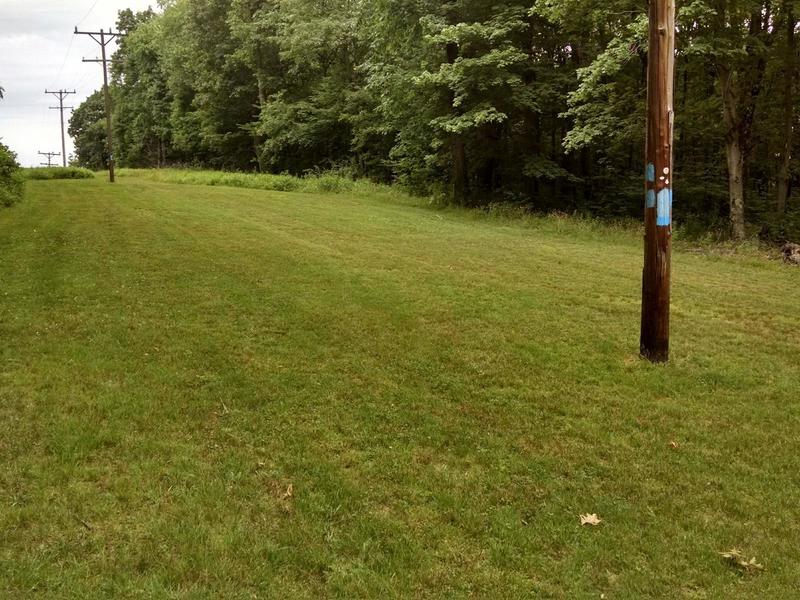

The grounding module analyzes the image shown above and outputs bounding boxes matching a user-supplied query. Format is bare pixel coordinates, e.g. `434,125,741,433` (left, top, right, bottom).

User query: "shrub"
23,167,95,180
308,174,355,194
0,142,23,207
117,168,369,197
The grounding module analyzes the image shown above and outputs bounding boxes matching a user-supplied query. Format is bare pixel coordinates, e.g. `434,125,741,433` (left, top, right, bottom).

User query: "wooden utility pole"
74,27,125,183
45,89,76,167
640,0,676,363
38,151,61,167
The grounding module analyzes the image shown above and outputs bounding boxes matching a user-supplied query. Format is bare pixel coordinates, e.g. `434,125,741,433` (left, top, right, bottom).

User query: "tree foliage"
0,140,23,207
68,91,108,170
70,0,800,239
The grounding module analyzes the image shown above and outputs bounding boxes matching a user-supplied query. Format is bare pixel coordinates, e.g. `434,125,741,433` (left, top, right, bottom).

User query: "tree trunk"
715,3,769,240
719,64,747,240
446,41,469,205
777,0,796,214
726,135,746,239
451,138,469,205
253,72,268,173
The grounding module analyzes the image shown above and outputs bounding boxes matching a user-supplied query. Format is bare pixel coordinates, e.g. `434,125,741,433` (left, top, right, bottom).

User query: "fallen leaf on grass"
282,483,294,500
720,548,764,574
669,441,679,449
72,514,93,531
580,513,602,526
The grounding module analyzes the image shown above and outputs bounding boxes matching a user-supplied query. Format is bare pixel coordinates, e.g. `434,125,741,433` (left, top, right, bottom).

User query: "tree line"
68,0,800,241
1,85,24,208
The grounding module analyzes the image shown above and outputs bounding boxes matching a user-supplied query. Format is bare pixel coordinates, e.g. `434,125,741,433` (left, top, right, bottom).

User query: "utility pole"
45,89,76,167
640,0,676,363
74,27,125,183
38,151,61,167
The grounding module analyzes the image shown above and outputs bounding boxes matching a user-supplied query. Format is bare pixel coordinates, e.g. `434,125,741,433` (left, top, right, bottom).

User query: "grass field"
1,174,798,598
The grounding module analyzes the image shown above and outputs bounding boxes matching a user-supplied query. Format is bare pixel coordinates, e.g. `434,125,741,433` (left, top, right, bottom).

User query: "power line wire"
71,70,92,92
51,0,102,87
50,35,76,88
76,0,102,27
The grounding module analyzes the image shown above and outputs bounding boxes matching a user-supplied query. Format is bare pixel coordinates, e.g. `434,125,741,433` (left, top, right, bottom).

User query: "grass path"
1,177,798,597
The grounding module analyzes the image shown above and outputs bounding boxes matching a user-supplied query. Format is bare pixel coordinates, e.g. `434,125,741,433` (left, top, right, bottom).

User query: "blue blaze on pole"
656,188,672,227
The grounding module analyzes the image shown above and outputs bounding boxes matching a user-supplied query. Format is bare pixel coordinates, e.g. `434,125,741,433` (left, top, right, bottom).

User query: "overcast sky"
0,0,157,167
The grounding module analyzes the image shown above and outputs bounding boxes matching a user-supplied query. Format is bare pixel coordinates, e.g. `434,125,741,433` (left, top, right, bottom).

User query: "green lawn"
1,175,798,598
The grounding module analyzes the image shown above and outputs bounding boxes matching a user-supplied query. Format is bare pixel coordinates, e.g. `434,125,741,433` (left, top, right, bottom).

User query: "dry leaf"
669,441,679,449
720,548,764,573
580,513,602,526
282,483,294,500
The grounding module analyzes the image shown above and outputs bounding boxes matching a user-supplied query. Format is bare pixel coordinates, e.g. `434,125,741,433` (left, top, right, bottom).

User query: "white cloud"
0,0,157,166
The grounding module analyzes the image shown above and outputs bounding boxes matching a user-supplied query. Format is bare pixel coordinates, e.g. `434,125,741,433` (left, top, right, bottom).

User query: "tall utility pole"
74,27,125,183
45,89,76,167
38,151,61,167
640,0,676,363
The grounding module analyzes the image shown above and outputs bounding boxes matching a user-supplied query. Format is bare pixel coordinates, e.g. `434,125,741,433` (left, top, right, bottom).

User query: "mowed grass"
1,176,798,598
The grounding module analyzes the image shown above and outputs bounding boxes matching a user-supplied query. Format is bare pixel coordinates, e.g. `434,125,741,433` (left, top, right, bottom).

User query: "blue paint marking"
646,163,656,183
646,189,656,209
656,188,672,226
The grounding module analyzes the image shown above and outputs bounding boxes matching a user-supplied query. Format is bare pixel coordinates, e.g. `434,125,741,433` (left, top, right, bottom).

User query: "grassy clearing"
117,169,784,255
1,175,798,597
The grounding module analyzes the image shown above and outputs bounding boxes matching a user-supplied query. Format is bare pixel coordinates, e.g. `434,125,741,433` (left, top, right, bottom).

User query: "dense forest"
68,0,800,241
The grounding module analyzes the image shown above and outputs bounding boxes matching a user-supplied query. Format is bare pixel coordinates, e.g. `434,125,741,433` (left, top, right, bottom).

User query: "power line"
46,90,76,168
50,1,104,96
51,0,98,89
38,151,61,167
50,34,76,89
70,65,94,91
76,0,102,27
74,26,126,183
51,0,101,88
